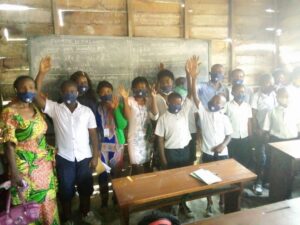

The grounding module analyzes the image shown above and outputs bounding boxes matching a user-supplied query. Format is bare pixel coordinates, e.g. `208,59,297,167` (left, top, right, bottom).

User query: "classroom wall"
0,0,280,100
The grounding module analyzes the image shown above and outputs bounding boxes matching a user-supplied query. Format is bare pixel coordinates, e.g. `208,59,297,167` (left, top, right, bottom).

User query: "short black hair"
138,211,181,225
131,76,149,89
175,77,186,86
259,74,273,86
157,69,175,82
13,75,35,90
232,83,245,92
60,80,78,91
168,92,182,102
97,80,113,92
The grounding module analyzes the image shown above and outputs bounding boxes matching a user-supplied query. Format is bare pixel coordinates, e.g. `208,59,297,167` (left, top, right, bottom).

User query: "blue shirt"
198,81,229,109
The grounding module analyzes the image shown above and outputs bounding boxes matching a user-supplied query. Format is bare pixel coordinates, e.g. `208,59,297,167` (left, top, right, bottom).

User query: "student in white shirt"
228,68,253,104
190,56,232,217
225,84,252,168
263,87,300,142
251,74,277,196
35,58,100,225
287,67,300,113
272,68,287,91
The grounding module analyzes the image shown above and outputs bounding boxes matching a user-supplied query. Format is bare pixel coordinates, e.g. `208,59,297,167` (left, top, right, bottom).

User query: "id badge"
104,128,110,137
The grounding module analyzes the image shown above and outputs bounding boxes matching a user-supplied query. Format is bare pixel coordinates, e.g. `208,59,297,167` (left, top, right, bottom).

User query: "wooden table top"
268,140,300,159
188,197,300,225
112,159,256,207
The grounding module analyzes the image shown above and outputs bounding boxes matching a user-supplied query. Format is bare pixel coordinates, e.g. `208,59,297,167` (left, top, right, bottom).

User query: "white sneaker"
254,184,263,195
82,211,102,225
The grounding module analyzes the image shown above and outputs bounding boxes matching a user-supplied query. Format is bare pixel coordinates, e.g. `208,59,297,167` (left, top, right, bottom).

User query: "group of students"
1,54,300,225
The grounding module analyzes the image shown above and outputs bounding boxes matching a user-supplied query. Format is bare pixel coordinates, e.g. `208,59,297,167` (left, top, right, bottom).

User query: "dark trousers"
201,152,229,163
228,137,251,168
165,145,193,169
189,133,197,163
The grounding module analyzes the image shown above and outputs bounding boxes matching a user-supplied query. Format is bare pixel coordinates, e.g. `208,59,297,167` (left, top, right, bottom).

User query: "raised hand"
159,62,165,71
108,95,119,109
39,56,51,75
118,85,129,99
186,55,201,79
149,83,157,97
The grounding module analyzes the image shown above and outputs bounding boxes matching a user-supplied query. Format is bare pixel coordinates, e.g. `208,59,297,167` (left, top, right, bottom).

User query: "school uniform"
251,90,277,185
196,102,233,162
263,105,300,141
44,99,97,201
197,81,229,109
228,85,253,104
155,98,193,169
225,100,252,167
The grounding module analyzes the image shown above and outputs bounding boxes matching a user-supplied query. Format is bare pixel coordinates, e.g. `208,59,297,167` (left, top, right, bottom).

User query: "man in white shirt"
251,74,277,196
35,58,100,225
225,84,252,168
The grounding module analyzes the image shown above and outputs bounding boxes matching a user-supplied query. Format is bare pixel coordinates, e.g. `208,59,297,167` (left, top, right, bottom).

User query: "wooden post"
51,0,60,35
127,0,134,37
228,0,234,72
184,0,190,39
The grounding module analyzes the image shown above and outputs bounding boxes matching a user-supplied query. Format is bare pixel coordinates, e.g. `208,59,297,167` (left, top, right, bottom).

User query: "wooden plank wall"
278,0,300,72
1,0,280,99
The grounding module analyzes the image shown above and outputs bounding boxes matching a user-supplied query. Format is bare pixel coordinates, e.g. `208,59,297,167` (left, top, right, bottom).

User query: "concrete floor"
68,173,300,225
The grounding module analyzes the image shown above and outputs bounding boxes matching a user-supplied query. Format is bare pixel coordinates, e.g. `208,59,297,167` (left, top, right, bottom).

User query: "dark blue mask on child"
233,79,244,85
78,85,89,94
100,94,113,102
17,92,36,103
168,104,182,114
160,86,173,95
63,93,77,105
210,73,224,83
233,93,246,103
207,102,221,112
133,89,148,98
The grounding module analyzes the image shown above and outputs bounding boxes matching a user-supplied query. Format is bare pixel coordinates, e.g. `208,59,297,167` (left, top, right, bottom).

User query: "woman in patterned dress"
1,71,60,225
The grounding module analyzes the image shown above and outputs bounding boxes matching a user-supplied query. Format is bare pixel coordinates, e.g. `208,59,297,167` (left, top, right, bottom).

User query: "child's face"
275,73,285,85
159,77,174,89
76,75,89,87
62,84,78,96
133,82,147,91
277,91,289,108
98,87,112,97
207,95,225,112
231,71,245,85
167,97,182,114
262,78,274,93
168,97,182,106
232,86,245,97
16,79,36,94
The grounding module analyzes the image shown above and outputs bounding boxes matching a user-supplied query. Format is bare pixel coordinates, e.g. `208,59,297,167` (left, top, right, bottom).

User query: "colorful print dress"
1,106,60,225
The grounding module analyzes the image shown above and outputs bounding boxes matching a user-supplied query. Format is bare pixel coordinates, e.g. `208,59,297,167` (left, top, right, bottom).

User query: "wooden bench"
112,159,257,225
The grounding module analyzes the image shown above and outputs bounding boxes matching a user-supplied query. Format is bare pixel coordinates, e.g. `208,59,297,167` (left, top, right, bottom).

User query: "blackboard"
28,36,209,99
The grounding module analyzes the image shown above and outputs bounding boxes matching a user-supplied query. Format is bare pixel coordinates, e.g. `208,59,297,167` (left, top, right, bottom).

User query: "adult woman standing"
1,58,60,225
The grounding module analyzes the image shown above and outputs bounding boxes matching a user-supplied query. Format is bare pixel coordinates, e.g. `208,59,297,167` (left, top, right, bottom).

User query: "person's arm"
157,136,167,169
119,85,131,120
149,84,159,118
185,56,200,100
212,135,232,154
34,57,52,110
88,128,99,169
248,118,253,137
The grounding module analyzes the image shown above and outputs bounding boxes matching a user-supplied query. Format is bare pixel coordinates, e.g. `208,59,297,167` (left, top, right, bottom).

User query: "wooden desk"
188,197,300,225
112,159,256,225
269,140,300,202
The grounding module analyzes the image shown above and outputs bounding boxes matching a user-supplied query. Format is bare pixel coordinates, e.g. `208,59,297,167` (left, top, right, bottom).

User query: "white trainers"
254,184,263,196
82,211,102,225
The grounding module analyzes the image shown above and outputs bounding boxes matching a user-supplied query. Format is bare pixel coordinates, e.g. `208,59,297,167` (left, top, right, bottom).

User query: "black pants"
189,133,197,163
165,145,193,169
201,152,228,163
228,137,251,168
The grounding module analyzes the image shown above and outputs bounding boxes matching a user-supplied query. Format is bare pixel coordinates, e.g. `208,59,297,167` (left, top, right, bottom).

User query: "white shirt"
287,85,300,114
44,99,97,162
155,98,193,149
224,100,252,139
251,90,277,129
263,105,300,139
155,94,168,118
197,103,232,156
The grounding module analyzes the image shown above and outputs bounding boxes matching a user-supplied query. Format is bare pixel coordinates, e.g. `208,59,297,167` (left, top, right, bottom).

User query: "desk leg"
269,149,294,202
120,207,129,225
224,187,242,213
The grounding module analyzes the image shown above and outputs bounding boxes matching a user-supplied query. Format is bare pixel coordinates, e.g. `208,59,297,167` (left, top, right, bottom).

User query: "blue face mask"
160,86,173,95
233,93,246,103
233,79,244,85
133,89,148,98
210,73,224,83
17,92,36,103
63,93,78,105
100,94,113,102
207,101,221,112
168,104,182,114
78,85,89,94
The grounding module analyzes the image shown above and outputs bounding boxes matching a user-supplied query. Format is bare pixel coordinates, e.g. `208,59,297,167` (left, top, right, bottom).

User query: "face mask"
133,89,148,98
207,101,221,112
168,104,182,114
210,73,224,83
233,93,246,103
160,86,173,95
17,92,36,103
99,94,113,102
78,85,89,94
277,97,288,108
174,86,188,99
233,79,244,85
63,93,77,105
